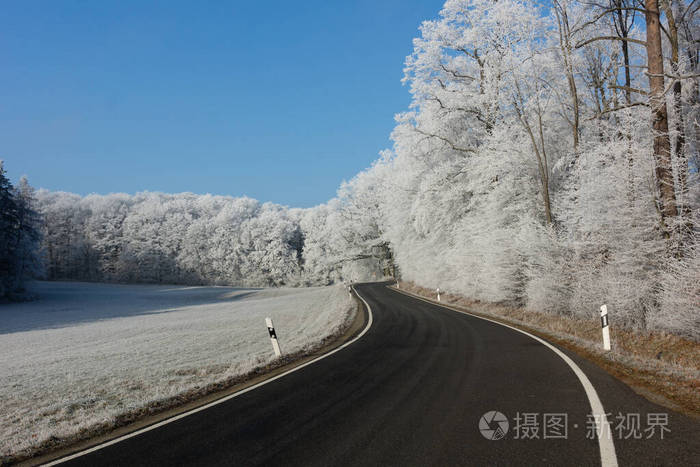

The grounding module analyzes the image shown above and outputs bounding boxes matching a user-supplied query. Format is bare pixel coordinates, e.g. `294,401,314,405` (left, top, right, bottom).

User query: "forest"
2,0,698,338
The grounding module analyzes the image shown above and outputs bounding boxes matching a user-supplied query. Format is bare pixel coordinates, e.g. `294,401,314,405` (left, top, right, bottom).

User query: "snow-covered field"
0,281,353,461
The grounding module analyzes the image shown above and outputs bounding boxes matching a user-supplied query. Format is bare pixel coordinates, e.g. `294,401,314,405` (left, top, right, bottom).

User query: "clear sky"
1,1,445,207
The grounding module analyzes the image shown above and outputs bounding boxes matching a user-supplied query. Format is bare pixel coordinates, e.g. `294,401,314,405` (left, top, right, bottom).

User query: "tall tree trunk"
612,0,634,105
611,0,636,201
645,0,679,237
554,1,580,150
663,2,692,224
681,20,700,169
514,89,553,225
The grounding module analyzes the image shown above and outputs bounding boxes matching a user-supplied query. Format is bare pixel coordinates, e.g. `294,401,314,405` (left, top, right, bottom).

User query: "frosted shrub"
654,242,700,340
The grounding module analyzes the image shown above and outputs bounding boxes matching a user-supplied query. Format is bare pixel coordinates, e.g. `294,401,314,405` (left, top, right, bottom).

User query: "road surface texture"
57,282,699,466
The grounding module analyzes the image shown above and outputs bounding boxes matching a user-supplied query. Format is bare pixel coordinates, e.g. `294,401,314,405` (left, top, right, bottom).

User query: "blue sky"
1,1,445,207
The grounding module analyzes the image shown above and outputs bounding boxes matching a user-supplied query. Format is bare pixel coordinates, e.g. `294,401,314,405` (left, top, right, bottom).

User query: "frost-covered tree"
0,161,20,296
299,171,389,285
35,191,309,287
353,0,698,336
0,163,43,298
12,177,43,287
25,0,700,338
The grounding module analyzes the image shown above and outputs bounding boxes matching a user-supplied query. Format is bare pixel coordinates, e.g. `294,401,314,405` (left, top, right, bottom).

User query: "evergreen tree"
0,162,43,298
0,161,21,296
13,176,43,289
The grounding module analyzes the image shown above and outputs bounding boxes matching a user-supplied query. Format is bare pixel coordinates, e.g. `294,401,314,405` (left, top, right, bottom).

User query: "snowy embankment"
0,281,354,461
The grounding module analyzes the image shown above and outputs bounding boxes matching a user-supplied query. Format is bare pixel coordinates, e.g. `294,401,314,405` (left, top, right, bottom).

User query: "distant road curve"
50,282,699,466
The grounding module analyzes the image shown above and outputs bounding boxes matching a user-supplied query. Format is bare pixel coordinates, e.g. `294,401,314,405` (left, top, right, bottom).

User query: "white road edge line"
389,286,618,467
45,286,374,466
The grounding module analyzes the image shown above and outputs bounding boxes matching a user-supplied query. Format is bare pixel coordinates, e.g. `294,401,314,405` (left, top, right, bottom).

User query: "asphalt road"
59,283,699,466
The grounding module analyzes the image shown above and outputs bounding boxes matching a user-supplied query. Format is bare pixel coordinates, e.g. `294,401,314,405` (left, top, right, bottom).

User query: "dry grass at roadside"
397,281,700,419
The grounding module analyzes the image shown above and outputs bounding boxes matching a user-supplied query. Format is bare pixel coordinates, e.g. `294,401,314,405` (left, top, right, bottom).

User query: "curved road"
58,283,698,466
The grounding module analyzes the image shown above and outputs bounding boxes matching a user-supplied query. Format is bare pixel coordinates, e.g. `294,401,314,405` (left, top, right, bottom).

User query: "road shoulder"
389,284,700,420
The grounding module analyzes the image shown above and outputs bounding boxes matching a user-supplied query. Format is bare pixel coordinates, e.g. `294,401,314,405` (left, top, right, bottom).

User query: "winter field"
0,281,353,461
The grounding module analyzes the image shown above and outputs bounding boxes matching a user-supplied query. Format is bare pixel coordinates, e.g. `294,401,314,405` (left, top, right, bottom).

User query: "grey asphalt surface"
61,282,699,466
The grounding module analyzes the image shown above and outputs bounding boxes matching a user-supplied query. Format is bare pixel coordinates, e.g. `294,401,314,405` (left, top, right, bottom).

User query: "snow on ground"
0,281,353,460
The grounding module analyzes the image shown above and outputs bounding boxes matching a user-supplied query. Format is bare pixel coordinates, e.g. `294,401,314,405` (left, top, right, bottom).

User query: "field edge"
15,290,368,467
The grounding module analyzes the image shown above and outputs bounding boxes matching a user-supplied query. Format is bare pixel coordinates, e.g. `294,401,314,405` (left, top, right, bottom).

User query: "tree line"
347,0,698,338
2,0,698,338
19,188,384,288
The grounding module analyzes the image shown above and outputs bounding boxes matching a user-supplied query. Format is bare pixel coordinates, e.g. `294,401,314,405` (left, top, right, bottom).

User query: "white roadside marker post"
265,317,282,358
437,287,441,302
600,305,611,351
396,280,400,289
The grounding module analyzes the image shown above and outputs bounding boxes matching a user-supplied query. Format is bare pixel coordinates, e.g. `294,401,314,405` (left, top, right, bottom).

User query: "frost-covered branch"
575,35,647,48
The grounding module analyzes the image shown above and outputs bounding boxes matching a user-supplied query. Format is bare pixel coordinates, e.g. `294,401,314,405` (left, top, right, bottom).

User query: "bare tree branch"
439,63,478,81
426,96,488,126
575,35,647,48
571,6,648,35
610,84,649,95
645,71,700,80
587,101,648,119
679,0,700,23
413,127,476,154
